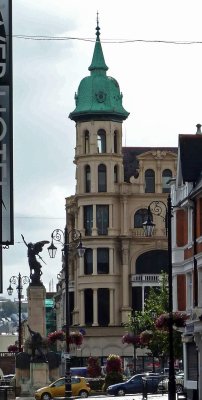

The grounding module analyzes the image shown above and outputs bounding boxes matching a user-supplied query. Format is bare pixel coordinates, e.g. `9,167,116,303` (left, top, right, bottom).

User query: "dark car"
106,373,162,396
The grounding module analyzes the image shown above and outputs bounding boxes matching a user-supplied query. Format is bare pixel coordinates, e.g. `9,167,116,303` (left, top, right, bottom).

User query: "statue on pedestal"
21,235,49,285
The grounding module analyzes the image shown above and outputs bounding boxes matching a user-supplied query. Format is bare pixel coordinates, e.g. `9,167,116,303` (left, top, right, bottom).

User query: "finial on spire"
96,11,100,41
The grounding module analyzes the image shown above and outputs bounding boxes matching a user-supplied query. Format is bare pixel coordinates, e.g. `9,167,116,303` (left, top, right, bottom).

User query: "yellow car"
34,376,91,400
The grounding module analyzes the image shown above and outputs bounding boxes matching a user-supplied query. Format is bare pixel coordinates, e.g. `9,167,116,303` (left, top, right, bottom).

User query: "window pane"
96,205,109,235
98,164,107,192
162,169,172,193
97,129,106,153
84,205,93,236
85,289,93,325
114,165,118,183
145,169,155,193
97,248,109,274
98,288,109,326
84,248,93,275
84,131,90,154
85,165,91,193
114,131,118,153
134,209,150,228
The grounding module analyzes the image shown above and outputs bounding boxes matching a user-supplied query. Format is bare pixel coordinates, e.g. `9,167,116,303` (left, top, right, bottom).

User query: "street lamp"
7,273,30,352
143,194,176,400
48,227,85,400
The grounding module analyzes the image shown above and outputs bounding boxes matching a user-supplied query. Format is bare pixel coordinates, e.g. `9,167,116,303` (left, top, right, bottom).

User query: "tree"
123,273,184,364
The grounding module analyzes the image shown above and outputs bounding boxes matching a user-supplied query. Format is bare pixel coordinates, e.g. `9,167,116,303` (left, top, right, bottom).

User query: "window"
114,165,118,183
97,129,106,153
84,289,93,325
96,205,109,235
98,164,107,192
85,165,91,193
84,248,93,275
98,288,109,326
114,131,118,153
97,248,109,274
145,169,155,193
162,169,172,193
134,208,151,228
84,130,90,154
84,205,93,236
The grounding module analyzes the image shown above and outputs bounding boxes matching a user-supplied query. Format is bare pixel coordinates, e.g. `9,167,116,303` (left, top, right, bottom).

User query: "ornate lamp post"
48,227,85,400
7,273,30,352
143,194,176,400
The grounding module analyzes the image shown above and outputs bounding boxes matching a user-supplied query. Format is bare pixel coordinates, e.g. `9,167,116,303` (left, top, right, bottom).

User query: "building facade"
171,126,202,399
55,21,177,369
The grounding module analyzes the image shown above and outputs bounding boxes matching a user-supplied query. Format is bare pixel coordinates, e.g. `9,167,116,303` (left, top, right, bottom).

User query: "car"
106,373,162,396
158,372,184,393
34,376,91,400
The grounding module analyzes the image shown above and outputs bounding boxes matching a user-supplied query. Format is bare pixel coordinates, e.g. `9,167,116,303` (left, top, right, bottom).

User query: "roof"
179,134,202,182
69,20,129,122
123,147,177,183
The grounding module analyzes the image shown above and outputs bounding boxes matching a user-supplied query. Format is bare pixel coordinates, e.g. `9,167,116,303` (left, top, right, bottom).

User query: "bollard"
142,377,148,400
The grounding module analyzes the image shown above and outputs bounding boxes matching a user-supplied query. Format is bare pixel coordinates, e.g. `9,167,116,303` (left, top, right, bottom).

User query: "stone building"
55,20,177,370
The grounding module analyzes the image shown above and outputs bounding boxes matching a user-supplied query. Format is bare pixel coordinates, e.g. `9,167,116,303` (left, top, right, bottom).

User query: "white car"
158,372,184,393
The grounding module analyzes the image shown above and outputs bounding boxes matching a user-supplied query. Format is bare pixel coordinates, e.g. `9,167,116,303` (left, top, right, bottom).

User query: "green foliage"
123,272,183,359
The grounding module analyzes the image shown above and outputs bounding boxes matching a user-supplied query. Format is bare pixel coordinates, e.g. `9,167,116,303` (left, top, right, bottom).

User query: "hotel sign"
0,0,13,245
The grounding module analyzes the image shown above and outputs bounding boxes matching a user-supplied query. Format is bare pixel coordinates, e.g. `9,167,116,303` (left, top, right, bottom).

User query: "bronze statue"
27,325,46,362
21,235,49,285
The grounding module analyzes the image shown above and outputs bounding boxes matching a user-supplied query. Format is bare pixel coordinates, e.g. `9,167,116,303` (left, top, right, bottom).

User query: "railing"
131,274,160,283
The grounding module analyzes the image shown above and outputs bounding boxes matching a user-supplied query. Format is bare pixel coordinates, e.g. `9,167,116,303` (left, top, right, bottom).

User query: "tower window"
97,248,109,274
145,169,155,193
84,205,93,236
114,165,118,183
84,130,90,154
85,165,91,193
97,129,106,153
96,205,109,235
114,131,118,153
84,248,93,275
98,164,107,192
162,169,172,193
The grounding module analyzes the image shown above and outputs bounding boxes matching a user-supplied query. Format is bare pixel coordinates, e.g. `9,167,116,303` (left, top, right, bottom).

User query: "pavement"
14,395,183,400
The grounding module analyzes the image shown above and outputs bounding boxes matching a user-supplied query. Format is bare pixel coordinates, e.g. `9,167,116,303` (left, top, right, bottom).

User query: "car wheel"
176,384,183,393
78,390,89,398
41,393,52,400
117,389,125,396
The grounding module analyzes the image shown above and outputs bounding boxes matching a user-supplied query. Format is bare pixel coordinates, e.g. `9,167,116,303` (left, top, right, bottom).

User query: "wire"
12,35,202,45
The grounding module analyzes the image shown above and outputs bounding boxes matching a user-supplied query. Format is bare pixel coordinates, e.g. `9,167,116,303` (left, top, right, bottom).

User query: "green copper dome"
69,20,129,122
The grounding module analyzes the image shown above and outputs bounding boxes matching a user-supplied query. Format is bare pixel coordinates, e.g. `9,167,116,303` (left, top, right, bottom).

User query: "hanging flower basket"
48,330,65,344
139,330,153,345
48,330,83,346
122,332,141,346
155,312,188,330
7,344,18,353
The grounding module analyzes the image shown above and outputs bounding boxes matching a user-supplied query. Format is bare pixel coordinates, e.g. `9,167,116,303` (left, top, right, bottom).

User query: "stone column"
27,285,46,336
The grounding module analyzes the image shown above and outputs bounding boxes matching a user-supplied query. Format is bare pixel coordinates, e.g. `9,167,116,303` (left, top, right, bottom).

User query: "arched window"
84,248,93,275
84,130,90,154
98,164,107,192
114,131,118,153
85,165,91,193
145,169,155,193
97,129,106,153
114,165,118,183
134,208,151,228
162,169,172,193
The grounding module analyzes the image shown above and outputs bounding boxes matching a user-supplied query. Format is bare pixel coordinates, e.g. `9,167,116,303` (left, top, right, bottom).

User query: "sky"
2,0,202,299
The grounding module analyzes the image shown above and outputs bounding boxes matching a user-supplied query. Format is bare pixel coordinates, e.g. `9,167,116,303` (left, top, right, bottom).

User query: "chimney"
196,123,202,134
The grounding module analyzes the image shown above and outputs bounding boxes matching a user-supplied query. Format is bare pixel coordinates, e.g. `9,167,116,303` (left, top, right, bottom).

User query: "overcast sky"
2,0,202,299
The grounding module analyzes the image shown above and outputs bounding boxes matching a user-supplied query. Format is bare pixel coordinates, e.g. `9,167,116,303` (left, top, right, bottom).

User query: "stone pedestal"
30,362,50,390
27,284,46,336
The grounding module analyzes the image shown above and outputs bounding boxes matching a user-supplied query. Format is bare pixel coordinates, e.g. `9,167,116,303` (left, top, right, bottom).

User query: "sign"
0,0,13,245
63,352,71,360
